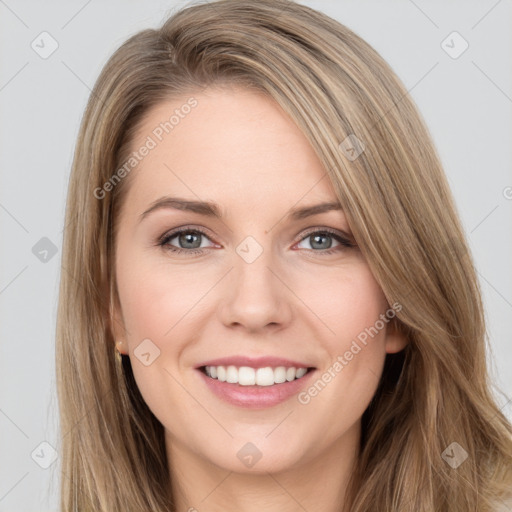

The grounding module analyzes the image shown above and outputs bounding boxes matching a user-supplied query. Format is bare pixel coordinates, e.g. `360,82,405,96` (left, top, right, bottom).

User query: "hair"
56,0,512,510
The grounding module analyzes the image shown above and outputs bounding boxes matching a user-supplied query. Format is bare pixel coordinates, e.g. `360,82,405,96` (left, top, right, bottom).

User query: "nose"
217,244,293,333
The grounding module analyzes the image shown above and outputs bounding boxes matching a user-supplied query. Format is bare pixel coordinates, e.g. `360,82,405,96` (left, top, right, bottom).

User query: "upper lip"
195,356,315,369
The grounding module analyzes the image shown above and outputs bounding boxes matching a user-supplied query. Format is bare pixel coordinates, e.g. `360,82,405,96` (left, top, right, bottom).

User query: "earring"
115,340,124,361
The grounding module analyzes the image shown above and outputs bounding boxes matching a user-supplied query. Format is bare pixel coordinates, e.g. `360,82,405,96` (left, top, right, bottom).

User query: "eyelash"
156,226,356,256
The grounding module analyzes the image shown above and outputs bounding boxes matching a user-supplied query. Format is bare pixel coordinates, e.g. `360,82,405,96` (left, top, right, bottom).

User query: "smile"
201,365,312,386
197,365,317,409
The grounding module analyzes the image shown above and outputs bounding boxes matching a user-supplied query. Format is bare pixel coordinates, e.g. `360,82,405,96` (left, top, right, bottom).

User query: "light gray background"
1,1,511,510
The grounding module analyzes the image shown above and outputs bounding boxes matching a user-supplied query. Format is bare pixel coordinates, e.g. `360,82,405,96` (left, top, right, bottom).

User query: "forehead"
122,87,337,214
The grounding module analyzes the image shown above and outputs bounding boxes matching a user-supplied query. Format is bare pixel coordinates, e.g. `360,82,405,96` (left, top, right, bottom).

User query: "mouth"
198,365,316,387
196,363,318,408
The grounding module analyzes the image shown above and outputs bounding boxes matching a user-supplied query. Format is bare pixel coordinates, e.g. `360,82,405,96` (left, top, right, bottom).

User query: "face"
111,86,406,475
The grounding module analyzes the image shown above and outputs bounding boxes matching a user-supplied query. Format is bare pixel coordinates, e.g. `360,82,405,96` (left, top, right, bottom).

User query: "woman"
56,0,512,510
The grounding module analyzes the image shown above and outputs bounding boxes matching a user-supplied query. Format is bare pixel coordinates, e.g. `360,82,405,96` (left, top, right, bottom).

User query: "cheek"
116,259,202,427
302,261,388,351
308,264,389,394
116,255,212,400
116,256,206,345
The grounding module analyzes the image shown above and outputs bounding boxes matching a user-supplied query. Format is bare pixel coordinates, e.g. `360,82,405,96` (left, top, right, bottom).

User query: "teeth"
204,365,309,386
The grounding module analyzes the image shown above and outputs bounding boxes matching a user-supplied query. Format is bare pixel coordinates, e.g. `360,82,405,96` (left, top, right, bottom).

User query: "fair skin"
112,86,407,512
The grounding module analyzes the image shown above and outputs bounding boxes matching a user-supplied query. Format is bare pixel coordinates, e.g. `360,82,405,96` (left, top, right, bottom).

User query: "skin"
112,86,407,512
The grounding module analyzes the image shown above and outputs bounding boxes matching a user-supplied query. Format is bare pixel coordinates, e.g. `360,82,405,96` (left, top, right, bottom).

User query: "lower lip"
196,368,316,409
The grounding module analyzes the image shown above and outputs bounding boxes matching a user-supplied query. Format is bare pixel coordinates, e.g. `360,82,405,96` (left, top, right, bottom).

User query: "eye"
157,227,216,255
156,226,356,256
294,228,356,255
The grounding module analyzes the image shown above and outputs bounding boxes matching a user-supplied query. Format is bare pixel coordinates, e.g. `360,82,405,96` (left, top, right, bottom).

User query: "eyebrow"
139,196,343,222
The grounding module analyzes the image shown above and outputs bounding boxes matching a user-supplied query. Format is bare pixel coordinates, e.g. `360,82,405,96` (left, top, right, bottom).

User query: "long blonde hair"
56,0,512,510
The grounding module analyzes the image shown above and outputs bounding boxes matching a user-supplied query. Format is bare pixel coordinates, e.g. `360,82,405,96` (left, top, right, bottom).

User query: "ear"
109,286,129,355
384,317,408,354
